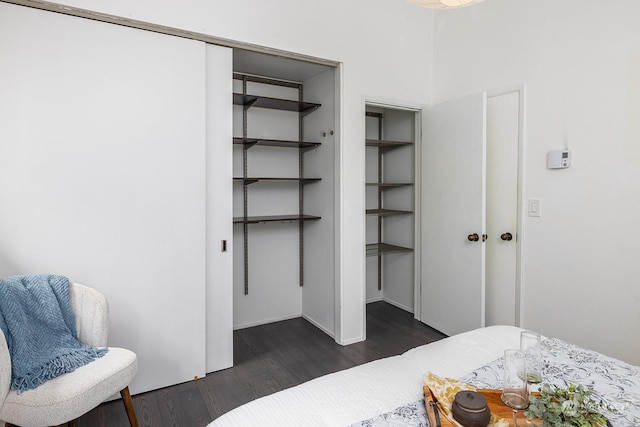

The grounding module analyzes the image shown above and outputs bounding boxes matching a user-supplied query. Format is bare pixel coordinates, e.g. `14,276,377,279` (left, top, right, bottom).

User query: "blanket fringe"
12,347,108,393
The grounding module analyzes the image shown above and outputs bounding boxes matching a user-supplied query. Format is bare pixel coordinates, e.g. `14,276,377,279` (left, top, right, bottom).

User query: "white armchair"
0,282,138,427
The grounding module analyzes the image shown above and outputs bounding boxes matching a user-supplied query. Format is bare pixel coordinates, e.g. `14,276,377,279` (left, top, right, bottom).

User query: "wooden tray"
424,386,536,427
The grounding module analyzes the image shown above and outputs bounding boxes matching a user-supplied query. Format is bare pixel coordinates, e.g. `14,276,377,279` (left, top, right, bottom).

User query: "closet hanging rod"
233,73,302,88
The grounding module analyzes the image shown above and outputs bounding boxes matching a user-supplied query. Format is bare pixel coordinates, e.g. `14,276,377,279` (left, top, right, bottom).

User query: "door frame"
486,84,526,327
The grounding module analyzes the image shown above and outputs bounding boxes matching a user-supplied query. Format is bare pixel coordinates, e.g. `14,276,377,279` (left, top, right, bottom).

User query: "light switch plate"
528,199,541,217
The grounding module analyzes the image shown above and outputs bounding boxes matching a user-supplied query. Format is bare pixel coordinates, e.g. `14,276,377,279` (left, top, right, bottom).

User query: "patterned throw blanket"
351,338,640,427
0,274,108,392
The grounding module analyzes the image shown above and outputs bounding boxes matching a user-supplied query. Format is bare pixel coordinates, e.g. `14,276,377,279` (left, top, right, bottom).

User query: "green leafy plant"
523,383,615,426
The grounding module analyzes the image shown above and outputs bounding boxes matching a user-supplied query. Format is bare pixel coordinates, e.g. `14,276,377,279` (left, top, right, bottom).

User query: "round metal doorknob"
467,233,479,242
501,232,513,241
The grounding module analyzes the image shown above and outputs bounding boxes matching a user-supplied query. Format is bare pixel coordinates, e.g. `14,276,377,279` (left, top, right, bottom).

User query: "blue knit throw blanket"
0,274,108,392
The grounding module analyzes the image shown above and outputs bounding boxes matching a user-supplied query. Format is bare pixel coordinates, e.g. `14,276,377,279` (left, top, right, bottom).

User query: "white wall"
432,0,640,365
37,0,435,344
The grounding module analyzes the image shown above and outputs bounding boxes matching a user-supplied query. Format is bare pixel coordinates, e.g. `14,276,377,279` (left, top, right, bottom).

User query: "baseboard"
301,314,335,339
366,295,384,304
233,312,302,330
382,297,414,314
338,335,366,346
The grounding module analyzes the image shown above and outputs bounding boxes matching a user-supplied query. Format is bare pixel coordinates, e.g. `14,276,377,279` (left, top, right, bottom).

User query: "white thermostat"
547,149,571,169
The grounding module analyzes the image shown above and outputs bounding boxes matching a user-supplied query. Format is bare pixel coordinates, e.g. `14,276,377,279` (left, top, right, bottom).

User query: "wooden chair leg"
120,386,139,427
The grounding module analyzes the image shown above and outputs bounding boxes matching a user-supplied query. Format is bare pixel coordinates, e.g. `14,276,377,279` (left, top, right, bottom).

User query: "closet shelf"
234,177,321,185
366,182,413,189
234,72,322,294
366,208,413,216
233,93,320,116
233,137,320,151
366,109,415,293
233,214,321,224
365,138,413,150
366,243,413,257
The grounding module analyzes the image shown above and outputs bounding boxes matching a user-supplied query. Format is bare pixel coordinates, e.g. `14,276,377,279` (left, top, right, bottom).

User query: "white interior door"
421,93,487,336
485,91,520,326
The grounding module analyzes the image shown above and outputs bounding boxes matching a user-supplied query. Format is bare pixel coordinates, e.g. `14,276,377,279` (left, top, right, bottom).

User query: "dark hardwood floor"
76,302,446,427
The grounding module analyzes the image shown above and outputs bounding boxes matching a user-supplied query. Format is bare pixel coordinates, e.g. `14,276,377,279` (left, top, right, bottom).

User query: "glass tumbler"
501,349,529,410
520,330,543,384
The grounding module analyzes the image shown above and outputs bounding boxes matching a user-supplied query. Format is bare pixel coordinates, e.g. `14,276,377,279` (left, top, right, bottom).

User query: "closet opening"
230,49,340,341
365,103,420,326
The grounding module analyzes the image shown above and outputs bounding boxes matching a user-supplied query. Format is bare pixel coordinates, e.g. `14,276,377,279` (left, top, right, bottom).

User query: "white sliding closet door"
205,44,234,373
0,3,231,393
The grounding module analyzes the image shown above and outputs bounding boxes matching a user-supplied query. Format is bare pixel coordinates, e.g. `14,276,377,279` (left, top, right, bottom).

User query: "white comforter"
209,325,524,427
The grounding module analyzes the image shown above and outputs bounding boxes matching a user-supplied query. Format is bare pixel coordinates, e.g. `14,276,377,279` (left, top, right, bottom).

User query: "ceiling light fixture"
409,0,486,10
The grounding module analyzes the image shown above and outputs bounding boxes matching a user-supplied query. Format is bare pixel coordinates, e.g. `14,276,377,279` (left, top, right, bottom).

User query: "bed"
208,325,640,427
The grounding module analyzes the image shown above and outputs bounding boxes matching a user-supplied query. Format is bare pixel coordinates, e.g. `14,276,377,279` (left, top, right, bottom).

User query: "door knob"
501,232,513,241
467,233,479,242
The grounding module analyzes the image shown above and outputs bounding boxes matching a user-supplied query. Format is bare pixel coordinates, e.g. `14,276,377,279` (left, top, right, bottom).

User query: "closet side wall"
301,68,338,336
